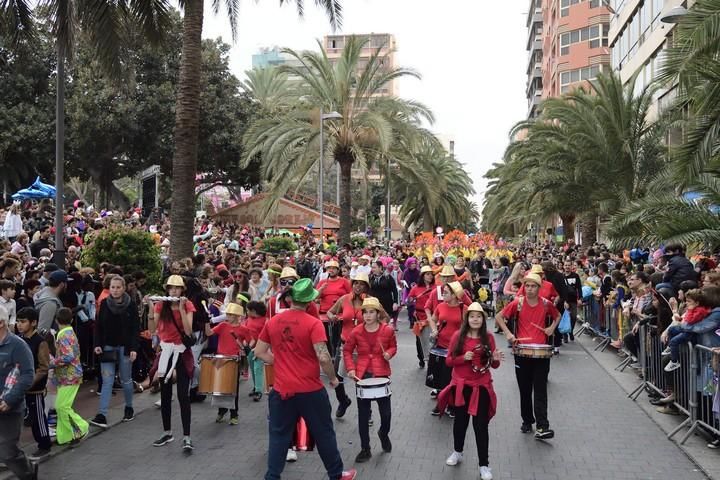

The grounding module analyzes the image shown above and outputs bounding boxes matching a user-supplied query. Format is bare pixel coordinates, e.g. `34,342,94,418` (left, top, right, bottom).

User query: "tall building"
526,0,544,117
251,46,293,69
323,33,398,97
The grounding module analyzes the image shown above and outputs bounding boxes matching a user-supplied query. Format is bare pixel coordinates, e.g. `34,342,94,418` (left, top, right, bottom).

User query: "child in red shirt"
244,301,268,401
663,289,712,371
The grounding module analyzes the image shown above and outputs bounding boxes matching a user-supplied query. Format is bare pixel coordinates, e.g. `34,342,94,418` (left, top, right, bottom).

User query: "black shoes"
355,448,372,463
336,397,352,418
90,414,108,429
153,434,174,447
379,433,392,452
520,423,533,433
253,391,263,402
418,360,425,368
535,427,554,440
122,407,135,422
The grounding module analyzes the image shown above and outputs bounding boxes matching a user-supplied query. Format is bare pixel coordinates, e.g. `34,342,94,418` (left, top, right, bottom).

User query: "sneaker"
664,360,681,372
480,466,493,480
182,438,194,451
430,389,438,399
122,407,135,422
253,391,263,402
48,426,56,439
216,412,226,423
445,451,463,466
535,427,554,440
431,407,441,416
153,434,174,447
629,362,641,369
90,414,108,429
335,397,352,418
248,389,257,397
368,416,374,426
286,448,298,462
28,448,51,461
661,347,671,356
229,416,239,426
707,439,720,449
656,405,679,415
520,423,533,433
340,469,357,480
47,410,57,427
657,393,676,405
70,429,89,445
553,347,559,356
379,433,392,452
154,399,162,408
354,448,372,463
445,408,455,418
569,333,574,341
133,381,144,393
418,360,425,369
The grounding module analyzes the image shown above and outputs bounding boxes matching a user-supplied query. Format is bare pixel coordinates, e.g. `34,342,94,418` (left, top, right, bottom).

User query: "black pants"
553,306,564,348
416,337,424,363
514,356,550,428
25,393,51,450
160,357,192,436
566,303,578,337
0,413,34,480
218,370,241,418
453,386,490,466
357,395,391,450
624,331,639,358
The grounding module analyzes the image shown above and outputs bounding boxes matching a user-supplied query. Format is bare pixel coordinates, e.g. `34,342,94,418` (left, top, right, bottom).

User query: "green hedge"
257,236,298,254
82,226,163,292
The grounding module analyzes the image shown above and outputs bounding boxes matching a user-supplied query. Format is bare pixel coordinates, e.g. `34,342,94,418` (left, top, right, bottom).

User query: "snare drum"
356,377,392,399
426,347,451,390
263,362,275,393
513,343,553,359
198,354,239,396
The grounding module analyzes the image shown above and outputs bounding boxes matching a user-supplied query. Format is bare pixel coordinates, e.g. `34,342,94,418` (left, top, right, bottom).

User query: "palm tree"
242,36,432,243
1,1,172,264
169,0,342,260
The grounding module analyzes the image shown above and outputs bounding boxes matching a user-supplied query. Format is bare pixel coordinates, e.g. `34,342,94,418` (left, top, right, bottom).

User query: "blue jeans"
265,388,344,480
99,346,134,415
667,326,693,363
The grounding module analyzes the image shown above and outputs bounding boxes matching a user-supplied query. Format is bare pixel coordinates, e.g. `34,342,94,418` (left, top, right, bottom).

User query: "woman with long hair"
437,303,503,480
408,266,436,368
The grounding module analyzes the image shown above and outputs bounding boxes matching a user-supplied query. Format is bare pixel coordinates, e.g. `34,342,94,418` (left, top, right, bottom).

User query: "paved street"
27,319,709,480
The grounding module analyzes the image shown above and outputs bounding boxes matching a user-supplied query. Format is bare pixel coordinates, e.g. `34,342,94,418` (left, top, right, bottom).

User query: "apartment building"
323,33,397,97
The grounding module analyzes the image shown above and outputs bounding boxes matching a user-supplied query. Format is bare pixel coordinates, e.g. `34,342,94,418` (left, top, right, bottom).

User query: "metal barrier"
677,344,720,444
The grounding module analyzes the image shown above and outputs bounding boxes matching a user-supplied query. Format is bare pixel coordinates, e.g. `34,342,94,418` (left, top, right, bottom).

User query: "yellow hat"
448,281,464,299
361,296,386,315
439,265,455,277
226,303,245,316
420,265,433,274
353,272,370,286
164,275,185,289
477,287,488,302
522,273,543,286
530,264,544,274
325,260,340,269
280,267,299,279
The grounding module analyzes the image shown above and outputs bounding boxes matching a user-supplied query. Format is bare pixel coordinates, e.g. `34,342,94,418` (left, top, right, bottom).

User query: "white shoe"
480,466,493,480
286,449,297,462
664,360,681,372
661,347,671,356
154,399,162,408
445,451,463,466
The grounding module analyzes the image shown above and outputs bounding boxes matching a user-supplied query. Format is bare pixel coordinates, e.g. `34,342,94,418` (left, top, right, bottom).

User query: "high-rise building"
323,33,398,97
526,0,544,117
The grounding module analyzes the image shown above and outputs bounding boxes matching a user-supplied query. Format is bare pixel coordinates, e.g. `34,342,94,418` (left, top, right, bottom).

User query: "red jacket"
343,323,397,379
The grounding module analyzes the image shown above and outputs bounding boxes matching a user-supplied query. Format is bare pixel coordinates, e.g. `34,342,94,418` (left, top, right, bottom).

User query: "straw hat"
360,255,372,262
467,302,485,313
439,265,455,277
448,281,464,299
353,272,370,287
361,296,386,315
522,273,543,286
420,265,433,274
530,264,544,274
226,303,245,316
325,260,340,269
164,275,185,289
280,267,299,280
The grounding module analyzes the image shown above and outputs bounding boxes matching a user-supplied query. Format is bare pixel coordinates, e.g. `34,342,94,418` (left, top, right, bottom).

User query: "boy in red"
437,303,503,480
204,303,251,425
254,278,356,480
244,301,268,401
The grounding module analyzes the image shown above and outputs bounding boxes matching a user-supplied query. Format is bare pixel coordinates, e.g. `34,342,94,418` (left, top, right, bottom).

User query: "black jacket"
369,273,398,314
94,295,140,354
663,255,697,292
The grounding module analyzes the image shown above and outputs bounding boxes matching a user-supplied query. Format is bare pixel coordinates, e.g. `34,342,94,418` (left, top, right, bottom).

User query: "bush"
351,235,368,249
81,226,163,292
257,236,298,254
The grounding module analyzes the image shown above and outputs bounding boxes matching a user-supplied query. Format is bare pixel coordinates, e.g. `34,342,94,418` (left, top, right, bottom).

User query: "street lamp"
319,109,342,246
660,5,688,24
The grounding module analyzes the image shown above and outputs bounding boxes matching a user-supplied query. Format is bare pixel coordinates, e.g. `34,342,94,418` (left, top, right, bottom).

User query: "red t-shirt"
424,285,472,314
155,301,197,344
433,302,465,349
258,309,327,396
408,285,434,321
337,294,363,341
245,315,266,340
212,322,252,356
517,280,559,303
317,277,352,313
501,297,560,345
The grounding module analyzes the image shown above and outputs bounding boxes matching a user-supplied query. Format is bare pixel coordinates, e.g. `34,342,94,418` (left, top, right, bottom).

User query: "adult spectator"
470,249,492,287
16,280,41,311
369,261,399,326
29,226,51,259
621,271,653,364
39,263,59,287
660,244,697,294
66,245,81,271
34,270,70,331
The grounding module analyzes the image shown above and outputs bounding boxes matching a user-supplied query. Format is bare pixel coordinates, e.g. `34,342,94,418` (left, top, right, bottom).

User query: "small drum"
263,363,275,394
426,347,451,390
513,343,553,359
356,377,392,399
198,355,239,396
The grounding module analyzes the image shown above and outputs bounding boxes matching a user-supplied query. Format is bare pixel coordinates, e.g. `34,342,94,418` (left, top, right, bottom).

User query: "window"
560,0,581,17
559,23,608,55
560,65,602,93
590,0,600,7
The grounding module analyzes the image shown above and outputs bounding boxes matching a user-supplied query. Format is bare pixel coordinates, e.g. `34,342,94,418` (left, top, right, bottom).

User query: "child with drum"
204,303,252,425
342,297,397,463
437,302,503,480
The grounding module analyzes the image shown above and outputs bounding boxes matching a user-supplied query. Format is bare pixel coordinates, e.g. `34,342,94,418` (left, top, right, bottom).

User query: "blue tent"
11,177,57,201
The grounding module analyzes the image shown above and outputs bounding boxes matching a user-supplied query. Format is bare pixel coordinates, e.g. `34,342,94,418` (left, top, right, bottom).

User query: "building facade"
526,0,544,117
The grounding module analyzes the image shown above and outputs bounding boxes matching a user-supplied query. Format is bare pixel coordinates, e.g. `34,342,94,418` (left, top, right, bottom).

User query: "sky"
202,0,530,213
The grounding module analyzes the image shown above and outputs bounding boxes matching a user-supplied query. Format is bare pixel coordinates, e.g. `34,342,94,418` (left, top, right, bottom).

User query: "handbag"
171,313,195,349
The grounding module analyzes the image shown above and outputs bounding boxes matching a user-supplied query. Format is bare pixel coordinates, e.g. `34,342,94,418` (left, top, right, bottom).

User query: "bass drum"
425,347,451,390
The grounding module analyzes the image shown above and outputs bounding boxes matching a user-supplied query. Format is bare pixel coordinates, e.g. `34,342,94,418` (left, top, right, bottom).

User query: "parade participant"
254,278,357,480
408,266,436,368
431,253,445,275
495,273,560,439
516,265,560,304
428,282,467,414
437,303,503,480
424,266,472,321
343,297,397,463
152,275,196,451
0,304,38,480
50,308,89,445
90,276,140,428
317,260,352,354
15,308,52,460
244,301,267,401
205,303,252,424
267,268,319,318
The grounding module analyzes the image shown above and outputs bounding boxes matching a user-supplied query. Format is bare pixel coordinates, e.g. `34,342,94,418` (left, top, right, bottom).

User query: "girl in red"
343,297,397,463
437,302,503,480
408,266,435,368
244,301,268,401
428,282,466,410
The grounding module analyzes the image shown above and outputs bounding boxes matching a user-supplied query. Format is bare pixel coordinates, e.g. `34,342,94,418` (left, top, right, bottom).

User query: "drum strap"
513,297,553,340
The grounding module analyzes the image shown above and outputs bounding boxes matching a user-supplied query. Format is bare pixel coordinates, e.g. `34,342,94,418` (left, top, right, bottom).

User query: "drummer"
204,303,252,425
424,265,472,323
428,282,467,415
495,272,560,440
436,303,503,480
343,297,397,463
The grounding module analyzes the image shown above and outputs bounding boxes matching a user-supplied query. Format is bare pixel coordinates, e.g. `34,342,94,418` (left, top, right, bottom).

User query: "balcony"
526,8,542,28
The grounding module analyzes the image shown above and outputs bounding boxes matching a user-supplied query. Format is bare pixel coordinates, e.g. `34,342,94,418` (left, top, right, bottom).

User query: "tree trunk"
580,213,598,247
423,209,433,232
560,214,575,245
338,157,353,245
86,165,131,211
169,0,204,260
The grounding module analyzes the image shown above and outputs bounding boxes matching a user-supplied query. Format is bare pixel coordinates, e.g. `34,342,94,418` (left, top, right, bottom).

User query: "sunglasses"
279,279,295,287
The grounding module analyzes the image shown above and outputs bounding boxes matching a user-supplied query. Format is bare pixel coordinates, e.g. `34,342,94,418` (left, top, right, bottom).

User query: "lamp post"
319,109,342,246
660,5,688,23
385,156,391,243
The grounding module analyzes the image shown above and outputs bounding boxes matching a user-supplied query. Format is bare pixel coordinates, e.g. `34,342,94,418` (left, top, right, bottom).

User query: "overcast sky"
202,0,529,212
